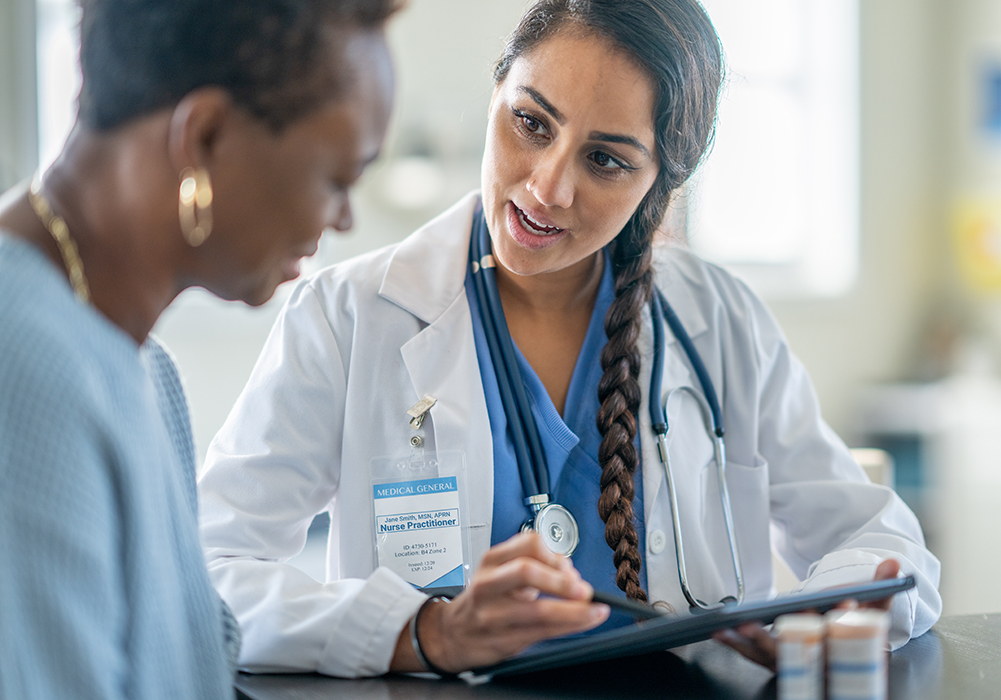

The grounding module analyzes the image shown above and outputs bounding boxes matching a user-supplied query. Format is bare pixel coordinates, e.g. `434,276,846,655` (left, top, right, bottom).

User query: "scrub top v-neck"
465,248,648,623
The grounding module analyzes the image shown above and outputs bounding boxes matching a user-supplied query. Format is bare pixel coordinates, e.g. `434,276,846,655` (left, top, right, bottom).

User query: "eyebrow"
588,131,651,159
518,86,564,124
517,85,652,159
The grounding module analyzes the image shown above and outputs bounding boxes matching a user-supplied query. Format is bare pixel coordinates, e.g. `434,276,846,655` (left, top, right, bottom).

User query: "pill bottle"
774,613,825,700
825,609,890,700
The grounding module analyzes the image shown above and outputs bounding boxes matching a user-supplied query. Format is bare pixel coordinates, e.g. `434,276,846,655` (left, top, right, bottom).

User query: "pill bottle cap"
825,609,891,639
773,613,825,641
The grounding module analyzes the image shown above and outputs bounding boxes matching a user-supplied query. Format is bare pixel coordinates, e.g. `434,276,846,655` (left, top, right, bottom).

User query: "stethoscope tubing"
651,288,724,437
469,210,744,607
650,289,744,609
470,218,547,497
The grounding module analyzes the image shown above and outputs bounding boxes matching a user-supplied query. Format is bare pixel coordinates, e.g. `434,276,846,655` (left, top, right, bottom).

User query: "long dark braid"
596,225,655,600
495,0,723,600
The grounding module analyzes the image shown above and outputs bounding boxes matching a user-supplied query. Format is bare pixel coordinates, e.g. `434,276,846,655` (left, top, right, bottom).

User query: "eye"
588,150,635,177
513,109,549,139
591,151,619,169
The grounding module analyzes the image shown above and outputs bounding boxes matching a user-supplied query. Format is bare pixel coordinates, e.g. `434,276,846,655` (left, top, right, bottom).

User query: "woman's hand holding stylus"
393,532,609,674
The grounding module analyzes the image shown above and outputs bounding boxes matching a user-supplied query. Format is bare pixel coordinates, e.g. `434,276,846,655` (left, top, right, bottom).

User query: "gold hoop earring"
178,167,213,247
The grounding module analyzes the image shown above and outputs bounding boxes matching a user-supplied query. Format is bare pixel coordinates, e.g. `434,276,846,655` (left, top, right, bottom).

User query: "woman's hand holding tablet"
713,558,903,671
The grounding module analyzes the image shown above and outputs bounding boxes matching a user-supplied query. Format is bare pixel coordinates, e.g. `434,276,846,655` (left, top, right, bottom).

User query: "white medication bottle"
825,609,891,700
774,613,825,700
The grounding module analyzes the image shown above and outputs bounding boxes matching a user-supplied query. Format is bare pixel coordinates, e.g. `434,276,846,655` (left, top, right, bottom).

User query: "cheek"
584,181,653,240
480,126,502,195
482,117,526,192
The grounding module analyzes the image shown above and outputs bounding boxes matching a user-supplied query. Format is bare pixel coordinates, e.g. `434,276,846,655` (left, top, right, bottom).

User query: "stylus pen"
590,590,665,620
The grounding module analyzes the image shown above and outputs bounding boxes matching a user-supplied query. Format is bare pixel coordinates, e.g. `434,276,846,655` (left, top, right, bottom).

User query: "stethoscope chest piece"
521,502,580,557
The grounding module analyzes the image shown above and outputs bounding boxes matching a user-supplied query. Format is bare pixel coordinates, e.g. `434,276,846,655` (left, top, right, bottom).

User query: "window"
686,0,859,298
36,0,80,170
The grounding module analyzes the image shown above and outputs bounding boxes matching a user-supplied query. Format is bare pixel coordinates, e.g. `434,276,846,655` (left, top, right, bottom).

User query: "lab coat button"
648,530,666,555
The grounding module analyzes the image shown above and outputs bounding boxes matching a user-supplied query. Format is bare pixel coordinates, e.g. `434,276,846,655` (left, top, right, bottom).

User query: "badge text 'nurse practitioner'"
373,476,464,590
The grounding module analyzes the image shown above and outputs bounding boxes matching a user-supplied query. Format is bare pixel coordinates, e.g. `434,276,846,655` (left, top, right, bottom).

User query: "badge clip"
407,396,437,430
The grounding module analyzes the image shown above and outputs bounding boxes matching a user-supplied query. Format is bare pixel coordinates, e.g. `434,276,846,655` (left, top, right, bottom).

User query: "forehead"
500,31,656,144
290,29,393,160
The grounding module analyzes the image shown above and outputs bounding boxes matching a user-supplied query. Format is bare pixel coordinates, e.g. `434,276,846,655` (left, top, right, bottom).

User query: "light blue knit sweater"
0,233,236,699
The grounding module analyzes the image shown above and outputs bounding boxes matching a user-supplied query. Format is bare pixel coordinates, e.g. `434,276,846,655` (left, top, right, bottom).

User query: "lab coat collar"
378,191,480,323
654,244,710,344
379,191,495,565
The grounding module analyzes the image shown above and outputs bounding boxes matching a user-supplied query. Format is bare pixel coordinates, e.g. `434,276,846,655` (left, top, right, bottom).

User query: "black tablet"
471,575,916,681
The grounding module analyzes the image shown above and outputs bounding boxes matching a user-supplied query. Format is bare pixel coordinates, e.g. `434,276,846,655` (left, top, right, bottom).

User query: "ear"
166,88,234,176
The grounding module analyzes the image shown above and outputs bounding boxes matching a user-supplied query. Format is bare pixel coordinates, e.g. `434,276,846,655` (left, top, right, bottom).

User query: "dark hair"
77,0,400,132
495,0,723,601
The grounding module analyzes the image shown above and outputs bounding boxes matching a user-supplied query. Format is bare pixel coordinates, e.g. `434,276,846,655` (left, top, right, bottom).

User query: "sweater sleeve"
0,343,127,700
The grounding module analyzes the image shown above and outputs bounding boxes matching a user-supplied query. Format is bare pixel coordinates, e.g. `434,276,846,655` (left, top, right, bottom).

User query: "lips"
515,205,564,236
505,202,569,251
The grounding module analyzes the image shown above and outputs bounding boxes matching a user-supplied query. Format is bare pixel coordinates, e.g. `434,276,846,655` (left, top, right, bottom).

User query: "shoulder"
141,337,195,478
141,336,187,414
654,245,774,332
0,241,144,525
0,239,134,420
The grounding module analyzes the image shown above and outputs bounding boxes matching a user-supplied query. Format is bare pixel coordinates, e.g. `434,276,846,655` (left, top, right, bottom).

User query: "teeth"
517,207,562,236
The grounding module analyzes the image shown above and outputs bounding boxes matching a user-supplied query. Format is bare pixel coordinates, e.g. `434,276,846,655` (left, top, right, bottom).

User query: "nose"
326,192,354,232
526,148,574,209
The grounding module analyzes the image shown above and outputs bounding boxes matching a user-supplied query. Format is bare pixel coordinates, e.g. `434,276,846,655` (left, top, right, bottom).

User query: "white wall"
769,0,950,443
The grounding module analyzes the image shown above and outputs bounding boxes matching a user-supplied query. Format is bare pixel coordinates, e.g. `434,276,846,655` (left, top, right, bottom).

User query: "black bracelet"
410,595,458,678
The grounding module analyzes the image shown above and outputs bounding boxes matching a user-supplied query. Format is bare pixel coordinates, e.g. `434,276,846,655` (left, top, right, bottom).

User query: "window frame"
0,0,38,191
686,0,861,300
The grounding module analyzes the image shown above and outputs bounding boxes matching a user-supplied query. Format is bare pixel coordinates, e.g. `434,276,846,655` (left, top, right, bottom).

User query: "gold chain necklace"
28,173,91,304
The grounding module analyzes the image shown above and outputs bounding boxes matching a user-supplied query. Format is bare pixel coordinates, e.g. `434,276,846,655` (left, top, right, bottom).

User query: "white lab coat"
198,191,941,678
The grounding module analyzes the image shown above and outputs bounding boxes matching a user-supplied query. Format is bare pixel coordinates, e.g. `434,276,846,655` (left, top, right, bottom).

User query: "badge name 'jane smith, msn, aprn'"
373,476,464,589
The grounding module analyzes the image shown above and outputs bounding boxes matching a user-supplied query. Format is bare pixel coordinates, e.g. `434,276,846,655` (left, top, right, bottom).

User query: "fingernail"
592,604,610,620
573,580,592,599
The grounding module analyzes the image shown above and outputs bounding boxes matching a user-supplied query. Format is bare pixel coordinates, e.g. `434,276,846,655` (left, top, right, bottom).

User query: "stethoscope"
469,211,744,610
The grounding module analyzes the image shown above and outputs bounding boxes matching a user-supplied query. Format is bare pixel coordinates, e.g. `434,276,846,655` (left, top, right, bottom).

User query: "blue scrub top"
465,249,647,631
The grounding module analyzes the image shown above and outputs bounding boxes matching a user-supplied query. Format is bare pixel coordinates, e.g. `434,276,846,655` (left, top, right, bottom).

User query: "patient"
0,0,398,697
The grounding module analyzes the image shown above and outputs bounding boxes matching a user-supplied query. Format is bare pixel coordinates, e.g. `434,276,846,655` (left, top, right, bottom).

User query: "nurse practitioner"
198,0,942,677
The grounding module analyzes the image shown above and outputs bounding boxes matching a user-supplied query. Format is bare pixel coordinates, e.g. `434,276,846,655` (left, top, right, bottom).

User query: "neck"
33,124,183,345
494,251,605,318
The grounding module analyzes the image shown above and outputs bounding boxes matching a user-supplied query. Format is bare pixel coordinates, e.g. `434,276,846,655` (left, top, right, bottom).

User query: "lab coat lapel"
641,252,710,527
379,192,495,569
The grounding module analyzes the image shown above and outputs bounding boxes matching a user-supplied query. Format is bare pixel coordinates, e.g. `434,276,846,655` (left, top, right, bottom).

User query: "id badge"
370,451,469,596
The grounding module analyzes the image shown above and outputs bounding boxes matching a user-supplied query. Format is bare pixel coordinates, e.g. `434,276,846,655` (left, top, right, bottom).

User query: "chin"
242,280,283,307
208,275,281,307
